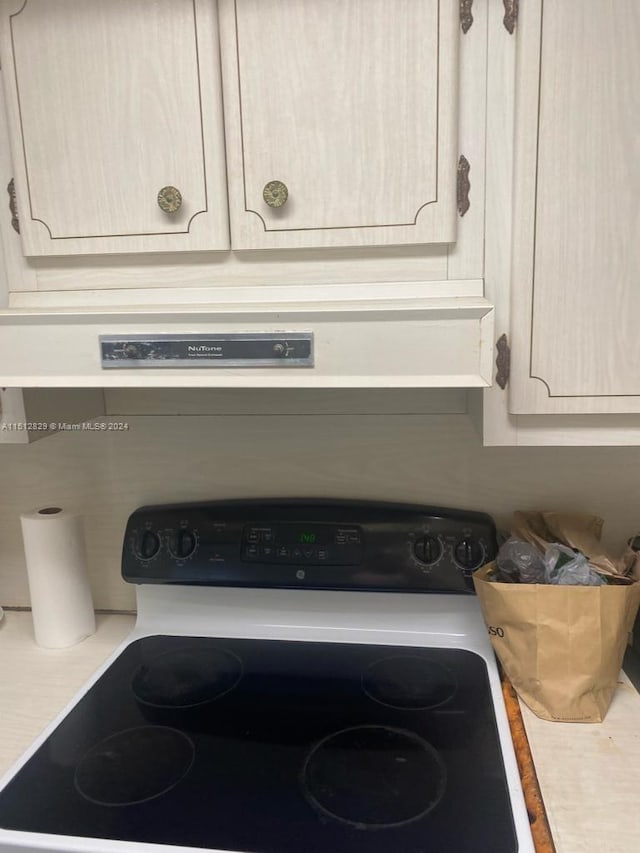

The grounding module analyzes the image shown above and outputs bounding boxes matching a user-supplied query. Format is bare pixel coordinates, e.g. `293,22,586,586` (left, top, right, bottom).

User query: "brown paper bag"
473,562,640,722
511,510,639,579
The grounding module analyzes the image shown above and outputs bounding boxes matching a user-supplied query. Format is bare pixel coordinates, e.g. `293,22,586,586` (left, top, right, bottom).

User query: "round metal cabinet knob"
157,186,183,213
263,180,289,208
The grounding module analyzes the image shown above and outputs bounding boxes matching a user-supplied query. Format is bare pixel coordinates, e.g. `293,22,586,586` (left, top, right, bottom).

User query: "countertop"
1,611,639,852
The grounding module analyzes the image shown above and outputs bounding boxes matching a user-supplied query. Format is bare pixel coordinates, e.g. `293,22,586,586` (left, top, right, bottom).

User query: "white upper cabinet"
508,0,640,414
0,0,229,256
0,0,468,258
0,1,493,392
218,0,460,250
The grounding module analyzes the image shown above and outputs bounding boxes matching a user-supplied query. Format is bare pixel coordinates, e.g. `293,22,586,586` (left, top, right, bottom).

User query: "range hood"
0,283,493,388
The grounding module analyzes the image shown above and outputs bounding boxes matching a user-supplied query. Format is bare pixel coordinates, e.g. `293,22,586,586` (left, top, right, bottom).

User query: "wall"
1,412,639,612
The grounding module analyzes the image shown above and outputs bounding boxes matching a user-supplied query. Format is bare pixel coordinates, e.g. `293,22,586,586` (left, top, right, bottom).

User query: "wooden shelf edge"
500,670,556,853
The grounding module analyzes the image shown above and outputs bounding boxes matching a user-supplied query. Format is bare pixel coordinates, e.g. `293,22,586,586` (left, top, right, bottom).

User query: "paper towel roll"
20,507,96,649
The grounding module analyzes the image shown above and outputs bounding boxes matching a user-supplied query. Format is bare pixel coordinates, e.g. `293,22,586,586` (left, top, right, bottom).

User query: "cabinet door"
0,0,229,256
219,0,459,250
509,0,640,414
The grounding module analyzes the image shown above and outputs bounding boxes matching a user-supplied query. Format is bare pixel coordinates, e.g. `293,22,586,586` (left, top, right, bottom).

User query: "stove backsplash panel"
0,413,638,610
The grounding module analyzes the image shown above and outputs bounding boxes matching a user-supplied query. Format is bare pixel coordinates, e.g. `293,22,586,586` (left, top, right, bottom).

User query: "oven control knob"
136,530,161,560
168,528,197,560
454,538,485,571
413,535,442,565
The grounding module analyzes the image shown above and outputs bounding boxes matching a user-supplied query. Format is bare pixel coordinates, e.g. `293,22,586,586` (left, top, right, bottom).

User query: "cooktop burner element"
362,655,457,710
131,647,243,708
0,499,534,853
302,725,446,828
74,726,195,807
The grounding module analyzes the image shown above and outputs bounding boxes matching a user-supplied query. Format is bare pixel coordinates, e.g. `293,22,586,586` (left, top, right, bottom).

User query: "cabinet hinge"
460,0,474,34
496,334,511,390
7,178,19,234
503,0,519,34
457,155,471,217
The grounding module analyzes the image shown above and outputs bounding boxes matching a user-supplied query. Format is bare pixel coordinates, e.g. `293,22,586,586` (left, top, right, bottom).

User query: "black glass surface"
0,636,517,853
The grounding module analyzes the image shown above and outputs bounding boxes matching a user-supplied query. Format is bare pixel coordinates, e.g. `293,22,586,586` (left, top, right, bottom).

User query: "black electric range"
0,499,534,853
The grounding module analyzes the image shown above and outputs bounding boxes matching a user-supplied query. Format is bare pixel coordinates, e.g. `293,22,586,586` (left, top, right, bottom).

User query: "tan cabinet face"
220,0,460,250
0,0,229,255
509,0,640,414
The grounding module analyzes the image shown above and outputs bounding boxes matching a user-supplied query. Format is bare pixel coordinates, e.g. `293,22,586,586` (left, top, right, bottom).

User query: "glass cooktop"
0,635,517,852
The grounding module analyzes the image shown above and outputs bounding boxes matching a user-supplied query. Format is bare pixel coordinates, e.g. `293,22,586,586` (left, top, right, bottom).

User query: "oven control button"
136,530,161,560
454,538,485,571
177,530,196,559
123,343,141,359
166,529,197,560
178,530,196,559
413,536,442,565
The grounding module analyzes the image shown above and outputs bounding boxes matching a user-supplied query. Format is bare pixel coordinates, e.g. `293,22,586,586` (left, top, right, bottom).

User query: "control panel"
242,523,362,566
100,333,313,369
122,500,497,594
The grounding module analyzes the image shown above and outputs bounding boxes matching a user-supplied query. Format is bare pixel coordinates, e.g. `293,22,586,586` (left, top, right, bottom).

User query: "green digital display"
299,532,317,544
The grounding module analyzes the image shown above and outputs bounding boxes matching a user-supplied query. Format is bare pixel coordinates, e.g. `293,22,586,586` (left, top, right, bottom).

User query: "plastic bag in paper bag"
473,562,640,722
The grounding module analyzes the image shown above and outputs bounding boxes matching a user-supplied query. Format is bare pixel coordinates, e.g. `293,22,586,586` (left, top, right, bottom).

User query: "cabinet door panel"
510,0,640,413
0,0,229,255
220,0,459,249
